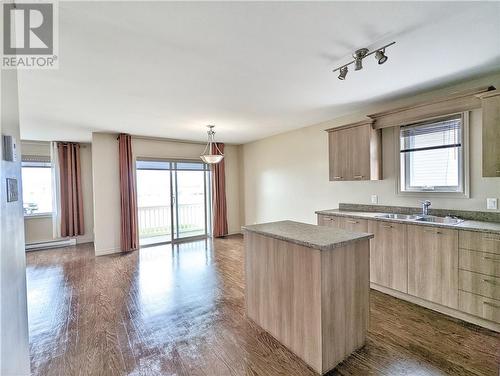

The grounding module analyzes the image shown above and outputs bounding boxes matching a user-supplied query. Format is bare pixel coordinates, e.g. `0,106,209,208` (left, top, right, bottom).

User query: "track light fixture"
375,49,388,64
338,66,348,80
332,41,395,80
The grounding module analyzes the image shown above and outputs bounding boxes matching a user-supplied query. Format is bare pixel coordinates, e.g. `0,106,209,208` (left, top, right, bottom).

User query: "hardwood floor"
26,236,499,376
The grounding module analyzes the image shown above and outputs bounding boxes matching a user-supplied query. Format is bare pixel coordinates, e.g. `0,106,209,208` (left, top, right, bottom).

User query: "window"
399,113,467,195
21,159,52,216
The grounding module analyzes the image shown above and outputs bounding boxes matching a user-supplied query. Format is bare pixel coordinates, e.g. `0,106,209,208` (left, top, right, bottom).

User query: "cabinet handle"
353,175,364,179
482,279,500,286
382,224,392,228
424,229,442,234
483,237,500,242
483,256,500,263
326,218,335,221
346,220,358,224
483,301,500,309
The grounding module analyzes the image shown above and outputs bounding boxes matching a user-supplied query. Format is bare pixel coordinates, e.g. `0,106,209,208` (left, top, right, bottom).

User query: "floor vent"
26,238,77,251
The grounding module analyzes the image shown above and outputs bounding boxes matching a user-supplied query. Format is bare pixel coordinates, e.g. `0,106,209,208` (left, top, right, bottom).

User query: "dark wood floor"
26,235,499,376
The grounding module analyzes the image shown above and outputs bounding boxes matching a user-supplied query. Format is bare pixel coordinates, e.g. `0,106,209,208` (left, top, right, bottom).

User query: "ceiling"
18,1,500,144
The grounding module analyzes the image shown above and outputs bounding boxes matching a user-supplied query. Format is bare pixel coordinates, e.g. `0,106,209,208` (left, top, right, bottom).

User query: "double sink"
375,213,464,225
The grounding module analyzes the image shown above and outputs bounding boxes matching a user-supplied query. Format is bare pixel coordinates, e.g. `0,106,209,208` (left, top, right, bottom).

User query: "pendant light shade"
200,125,224,164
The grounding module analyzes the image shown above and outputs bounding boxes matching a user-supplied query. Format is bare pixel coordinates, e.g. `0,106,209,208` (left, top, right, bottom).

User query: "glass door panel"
136,161,173,246
174,169,207,240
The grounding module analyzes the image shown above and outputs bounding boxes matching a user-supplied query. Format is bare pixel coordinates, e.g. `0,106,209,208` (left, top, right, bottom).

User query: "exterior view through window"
399,113,464,193
136,159,211,246
21,160,53,216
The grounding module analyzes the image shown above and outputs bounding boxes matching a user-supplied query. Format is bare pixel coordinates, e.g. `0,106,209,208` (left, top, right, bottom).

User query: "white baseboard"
95,247,121,256
26,238,77,251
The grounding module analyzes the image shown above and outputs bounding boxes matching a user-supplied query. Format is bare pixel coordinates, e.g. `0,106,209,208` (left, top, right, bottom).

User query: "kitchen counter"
315,209,500,235
242,220,373,251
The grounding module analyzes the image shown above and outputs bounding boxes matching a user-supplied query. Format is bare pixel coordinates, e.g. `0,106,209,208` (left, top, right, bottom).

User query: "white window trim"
395,111,470,198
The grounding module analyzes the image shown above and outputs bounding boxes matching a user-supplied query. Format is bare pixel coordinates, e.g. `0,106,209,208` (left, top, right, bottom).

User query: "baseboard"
371,283,500,333
26,238,77,251
94,247,121,256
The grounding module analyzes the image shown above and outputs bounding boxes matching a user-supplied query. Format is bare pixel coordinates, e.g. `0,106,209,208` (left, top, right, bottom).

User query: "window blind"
400,114,462,153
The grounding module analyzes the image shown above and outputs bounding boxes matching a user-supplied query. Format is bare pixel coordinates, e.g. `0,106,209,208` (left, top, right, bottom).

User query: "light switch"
487,198,498,210
371,195,378,204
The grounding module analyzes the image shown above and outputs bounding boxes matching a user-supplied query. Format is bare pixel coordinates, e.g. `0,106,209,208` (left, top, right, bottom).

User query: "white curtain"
50,142,62,239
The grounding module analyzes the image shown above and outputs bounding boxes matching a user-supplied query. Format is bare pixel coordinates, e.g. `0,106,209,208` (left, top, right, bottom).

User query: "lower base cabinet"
368,220,407,293
408,226,459,309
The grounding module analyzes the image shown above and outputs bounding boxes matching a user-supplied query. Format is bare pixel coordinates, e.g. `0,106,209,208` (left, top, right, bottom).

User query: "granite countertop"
242,220,374,251
315,209,500,235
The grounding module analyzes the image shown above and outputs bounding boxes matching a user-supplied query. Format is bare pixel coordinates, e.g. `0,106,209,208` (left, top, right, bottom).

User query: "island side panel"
320,239,370,374
244,231,323,373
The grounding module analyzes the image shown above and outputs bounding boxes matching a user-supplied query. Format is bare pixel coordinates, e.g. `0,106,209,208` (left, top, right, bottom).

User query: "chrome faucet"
422,200,431,216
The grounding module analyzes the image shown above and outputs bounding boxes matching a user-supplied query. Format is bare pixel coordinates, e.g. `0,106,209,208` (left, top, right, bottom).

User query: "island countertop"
242,220,373,251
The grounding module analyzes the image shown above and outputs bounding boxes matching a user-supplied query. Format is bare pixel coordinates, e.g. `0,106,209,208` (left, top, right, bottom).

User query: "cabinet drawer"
459,290,500,323
459,270,500,300
317,215,340,227
339,218,368,233
459,249,500,278
459,231,500,255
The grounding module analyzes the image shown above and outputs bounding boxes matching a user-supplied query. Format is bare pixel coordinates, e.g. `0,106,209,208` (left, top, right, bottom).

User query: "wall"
240,73,500,226
0,67,31,373
21,140,94,245
92,134,241,255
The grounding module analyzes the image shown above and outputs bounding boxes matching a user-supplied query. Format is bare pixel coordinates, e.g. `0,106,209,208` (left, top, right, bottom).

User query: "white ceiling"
18,1,500,144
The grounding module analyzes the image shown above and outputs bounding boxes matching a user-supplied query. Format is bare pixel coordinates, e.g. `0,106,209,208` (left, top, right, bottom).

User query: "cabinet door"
349,125,371,181
408,226,458,308
328,130,348,181
338,217,368,233
482,93,500,177
368,221,408,293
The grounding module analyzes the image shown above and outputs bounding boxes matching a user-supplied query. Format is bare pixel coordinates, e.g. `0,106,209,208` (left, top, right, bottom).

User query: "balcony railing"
138,203,206,238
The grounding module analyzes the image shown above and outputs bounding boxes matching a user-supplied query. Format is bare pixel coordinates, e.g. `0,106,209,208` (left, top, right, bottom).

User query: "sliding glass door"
136,160,210,246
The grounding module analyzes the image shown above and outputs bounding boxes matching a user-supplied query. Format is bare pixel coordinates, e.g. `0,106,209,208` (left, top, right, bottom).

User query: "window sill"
396,190,469,199
24,213,53,219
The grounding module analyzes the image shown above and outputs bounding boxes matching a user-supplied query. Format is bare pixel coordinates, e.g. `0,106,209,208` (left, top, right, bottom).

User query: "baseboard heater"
26,238,77,251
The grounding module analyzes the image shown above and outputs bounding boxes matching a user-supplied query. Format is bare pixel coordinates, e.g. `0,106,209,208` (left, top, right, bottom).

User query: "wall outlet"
486,198,498,210
371,195,378,204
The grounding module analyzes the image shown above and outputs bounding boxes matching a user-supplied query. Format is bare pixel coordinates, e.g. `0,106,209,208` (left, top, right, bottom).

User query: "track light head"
353,48,368,71
338,66,348,80
375,49,388,64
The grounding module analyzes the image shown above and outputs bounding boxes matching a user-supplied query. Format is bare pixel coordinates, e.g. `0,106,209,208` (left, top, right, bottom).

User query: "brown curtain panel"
57,142,84,237
211,143,228,237
118,134,139,251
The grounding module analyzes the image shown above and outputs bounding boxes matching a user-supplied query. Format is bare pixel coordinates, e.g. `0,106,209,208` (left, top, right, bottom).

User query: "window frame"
21,159,54,217
395,111,470,198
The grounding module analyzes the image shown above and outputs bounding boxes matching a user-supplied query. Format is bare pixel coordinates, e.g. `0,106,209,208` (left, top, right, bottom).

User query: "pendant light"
200,125,224,164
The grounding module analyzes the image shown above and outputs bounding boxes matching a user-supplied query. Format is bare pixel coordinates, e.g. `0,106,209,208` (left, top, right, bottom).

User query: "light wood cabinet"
408,226,458,309
368,220,408,293
459,230,500,255
326,121,381,181
459,290,500,323
477,90,500,177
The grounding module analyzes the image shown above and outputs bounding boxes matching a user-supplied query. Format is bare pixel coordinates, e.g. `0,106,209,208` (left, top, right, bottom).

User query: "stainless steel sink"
375,213,464,225
416,216,464,225
375,213,423,220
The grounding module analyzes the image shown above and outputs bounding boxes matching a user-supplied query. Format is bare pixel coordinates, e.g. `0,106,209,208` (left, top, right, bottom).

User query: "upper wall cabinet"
326,120,382,181
477,90,500,177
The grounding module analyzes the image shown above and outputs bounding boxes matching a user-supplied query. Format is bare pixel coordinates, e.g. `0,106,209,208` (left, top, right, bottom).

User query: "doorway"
136,159,211,246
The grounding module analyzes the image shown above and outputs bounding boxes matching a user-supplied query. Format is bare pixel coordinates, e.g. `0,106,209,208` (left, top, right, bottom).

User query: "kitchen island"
242,221,373,374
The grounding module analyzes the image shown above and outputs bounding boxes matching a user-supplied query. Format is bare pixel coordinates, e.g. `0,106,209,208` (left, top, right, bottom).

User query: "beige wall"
21,140,94,245
1,66,30,374
240,73,500,226
92,134,241,255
